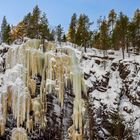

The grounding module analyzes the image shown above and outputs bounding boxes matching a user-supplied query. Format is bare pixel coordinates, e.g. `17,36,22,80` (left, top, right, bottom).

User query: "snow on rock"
82,48,140,140
0,40,139,140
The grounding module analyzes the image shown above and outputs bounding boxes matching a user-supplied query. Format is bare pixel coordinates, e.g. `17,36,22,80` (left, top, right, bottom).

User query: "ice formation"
11,128,28,140
0,39,140,139
0,39,86,139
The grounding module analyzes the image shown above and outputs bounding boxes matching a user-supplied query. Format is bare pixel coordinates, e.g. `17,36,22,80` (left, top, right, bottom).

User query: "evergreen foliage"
67,13,77,43
1,16,11,44
55,24,63,42
0,6,139,56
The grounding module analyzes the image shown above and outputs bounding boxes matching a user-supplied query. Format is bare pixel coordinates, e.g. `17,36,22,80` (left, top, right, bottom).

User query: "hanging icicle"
0,39,87,139
11,127,28,140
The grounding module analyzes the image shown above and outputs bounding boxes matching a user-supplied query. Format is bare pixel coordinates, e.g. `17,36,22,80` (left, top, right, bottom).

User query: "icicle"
49,58,53,93
3,39,87,138
26,49,30,87
7,85,12,107
61,47,86,140
0,93,6,136
45,42,56,52
30,51,37,76
11,78,31,127
31,97,43,124
11,127,28,140
36,51,44,76
59,68,64,106
0,117,5,136
29,79,36,96
1,92,7,120
26,117,33,132
26,87,32,132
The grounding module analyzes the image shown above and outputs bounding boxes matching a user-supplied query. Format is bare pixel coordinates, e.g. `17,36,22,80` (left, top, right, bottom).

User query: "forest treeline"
1,5,140,55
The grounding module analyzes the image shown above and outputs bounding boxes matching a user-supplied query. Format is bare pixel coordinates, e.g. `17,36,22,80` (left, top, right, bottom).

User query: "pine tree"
10,5,51,41
99,19,110,69
108,9,117,33
76,14,91,52
100,19,109,55
133,9,140,53
117,12,129,59
39,12,50,40
62,34,67,42
93,17,103,49
128,22,136,46
108,9,117,49
92,31,101,49
49,29,55,41
88,31,94,47
67,13,77,43
127,22,136,56
112,21,121,50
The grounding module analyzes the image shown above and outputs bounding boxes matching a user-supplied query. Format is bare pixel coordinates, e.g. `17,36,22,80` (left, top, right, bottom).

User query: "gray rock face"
83,52,140,140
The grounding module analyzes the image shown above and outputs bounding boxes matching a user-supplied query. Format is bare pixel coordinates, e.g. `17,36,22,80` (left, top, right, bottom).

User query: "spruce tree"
29,5,41,38
1,16,11,44
23,12,32,37
56,24,63,43
1,16,7,42
5,24,11,44
62,34,67,42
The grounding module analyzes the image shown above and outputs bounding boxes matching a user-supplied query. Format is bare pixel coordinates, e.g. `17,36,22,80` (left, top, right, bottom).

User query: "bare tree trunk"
103,50,106,70
84,46,87,53
122,47,125,59
127,42,130,57
121,41,125,59
84,41,87,53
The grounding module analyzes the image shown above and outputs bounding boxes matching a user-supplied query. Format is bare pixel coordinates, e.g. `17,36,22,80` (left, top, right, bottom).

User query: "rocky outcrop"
83,53,140,140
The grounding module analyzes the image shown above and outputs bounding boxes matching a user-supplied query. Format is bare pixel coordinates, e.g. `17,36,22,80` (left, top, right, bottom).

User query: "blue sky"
0,0,139,31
